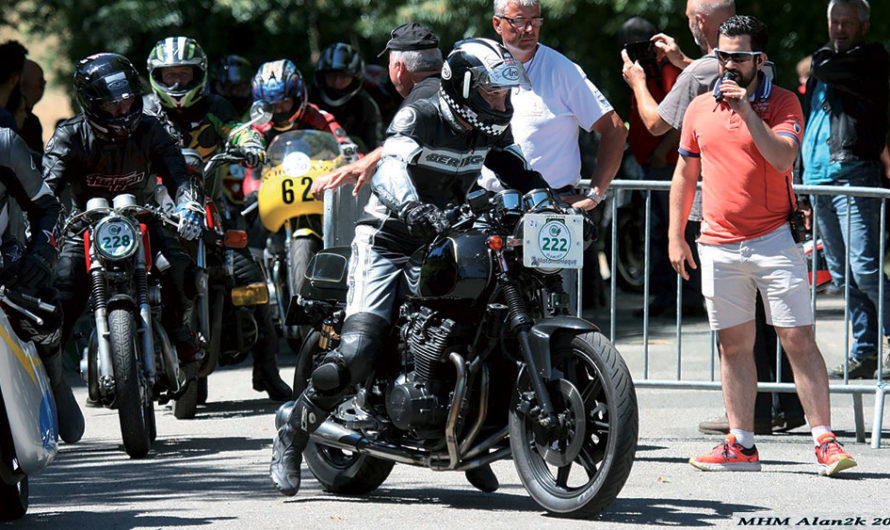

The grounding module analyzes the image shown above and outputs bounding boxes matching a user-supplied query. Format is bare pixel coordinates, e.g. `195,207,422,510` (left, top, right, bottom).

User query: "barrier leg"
871,385,886,448
852,393,865,443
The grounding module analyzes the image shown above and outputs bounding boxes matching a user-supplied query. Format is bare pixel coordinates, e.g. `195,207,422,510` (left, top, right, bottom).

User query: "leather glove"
176,201,204,241
240,143,266,168
400,201,450,240
11,245,56,294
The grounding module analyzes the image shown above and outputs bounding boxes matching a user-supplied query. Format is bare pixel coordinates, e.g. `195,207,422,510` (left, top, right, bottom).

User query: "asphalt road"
9,293,890,529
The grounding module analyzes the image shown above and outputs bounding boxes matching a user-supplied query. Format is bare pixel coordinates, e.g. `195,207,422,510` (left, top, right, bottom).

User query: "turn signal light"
487,235,504,251
225,230,248,248
231,282,270,306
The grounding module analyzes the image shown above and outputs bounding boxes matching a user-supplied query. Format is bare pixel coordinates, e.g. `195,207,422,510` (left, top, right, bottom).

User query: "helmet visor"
467,57,530,93
97,94,137,117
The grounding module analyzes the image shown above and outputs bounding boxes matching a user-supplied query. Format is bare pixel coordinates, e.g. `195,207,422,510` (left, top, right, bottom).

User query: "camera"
623,41,658,77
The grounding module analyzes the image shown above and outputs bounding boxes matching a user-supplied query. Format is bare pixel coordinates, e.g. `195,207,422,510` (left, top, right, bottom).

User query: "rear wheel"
295,330,394,494
109,308,151,458
509,332,638,517
0,395,28,520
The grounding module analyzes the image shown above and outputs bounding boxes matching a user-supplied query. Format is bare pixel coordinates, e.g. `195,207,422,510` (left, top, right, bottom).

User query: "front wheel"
286,236,322,352
509,331,638,517
295,330,394,494
109,308,152,458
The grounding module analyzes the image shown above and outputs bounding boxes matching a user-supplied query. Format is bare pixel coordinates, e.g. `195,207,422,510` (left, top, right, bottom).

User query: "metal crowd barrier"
580,179,889,448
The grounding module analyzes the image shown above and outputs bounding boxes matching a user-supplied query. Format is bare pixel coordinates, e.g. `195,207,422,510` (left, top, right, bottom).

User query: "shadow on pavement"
184,397,283,420
28,438,279,510
10,510,237,528
288,485,544,513
595,497,766,526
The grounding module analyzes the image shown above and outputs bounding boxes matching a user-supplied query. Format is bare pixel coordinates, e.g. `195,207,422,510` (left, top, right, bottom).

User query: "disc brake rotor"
535,378,587,467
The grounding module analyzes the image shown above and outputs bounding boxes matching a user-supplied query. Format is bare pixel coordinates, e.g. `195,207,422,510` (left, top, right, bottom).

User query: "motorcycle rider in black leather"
143,36,292,402
0,126,85,443
310,42,384,152
270,38,551,496
44,53,205,383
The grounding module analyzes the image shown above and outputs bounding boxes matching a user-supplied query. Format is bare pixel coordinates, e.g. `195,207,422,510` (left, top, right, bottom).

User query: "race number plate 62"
522,213,584,269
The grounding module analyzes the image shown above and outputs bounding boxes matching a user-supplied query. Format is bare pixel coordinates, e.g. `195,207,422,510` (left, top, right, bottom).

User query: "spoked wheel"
0,396,28,520
509,331,638,517
295,330,394,494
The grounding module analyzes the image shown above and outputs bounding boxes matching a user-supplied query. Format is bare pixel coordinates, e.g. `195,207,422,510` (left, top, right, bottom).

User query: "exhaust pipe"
311,421,430,466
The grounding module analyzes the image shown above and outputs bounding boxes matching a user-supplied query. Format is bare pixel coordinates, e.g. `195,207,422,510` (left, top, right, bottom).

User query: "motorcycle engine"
386,307,458,438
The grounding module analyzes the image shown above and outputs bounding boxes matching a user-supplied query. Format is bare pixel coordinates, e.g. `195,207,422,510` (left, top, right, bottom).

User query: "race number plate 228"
522,213,584,269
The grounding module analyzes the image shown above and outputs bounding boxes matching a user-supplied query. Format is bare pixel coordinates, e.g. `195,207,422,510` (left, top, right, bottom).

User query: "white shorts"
698,224,813,330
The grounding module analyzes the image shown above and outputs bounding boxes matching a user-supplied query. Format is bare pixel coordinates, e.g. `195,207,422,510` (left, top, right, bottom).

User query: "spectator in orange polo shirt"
669,15,856,476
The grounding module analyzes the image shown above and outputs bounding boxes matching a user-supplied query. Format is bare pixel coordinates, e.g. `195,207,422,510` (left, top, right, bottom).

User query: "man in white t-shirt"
483,0,627,210
482,0,627,316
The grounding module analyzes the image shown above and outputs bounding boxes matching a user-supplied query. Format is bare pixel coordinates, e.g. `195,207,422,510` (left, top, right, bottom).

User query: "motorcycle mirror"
249,101,273,125
227,101,273,141
467,189,490,214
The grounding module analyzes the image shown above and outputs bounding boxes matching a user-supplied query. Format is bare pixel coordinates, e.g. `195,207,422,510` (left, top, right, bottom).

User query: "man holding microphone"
669,15,856,476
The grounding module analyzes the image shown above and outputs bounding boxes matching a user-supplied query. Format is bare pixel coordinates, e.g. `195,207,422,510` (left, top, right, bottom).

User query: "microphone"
714,71,739,104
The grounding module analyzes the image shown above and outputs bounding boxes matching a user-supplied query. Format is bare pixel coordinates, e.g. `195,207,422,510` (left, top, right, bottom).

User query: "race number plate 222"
522,213,584,269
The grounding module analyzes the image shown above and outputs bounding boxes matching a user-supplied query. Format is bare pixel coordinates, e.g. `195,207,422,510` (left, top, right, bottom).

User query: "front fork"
492,249,557,427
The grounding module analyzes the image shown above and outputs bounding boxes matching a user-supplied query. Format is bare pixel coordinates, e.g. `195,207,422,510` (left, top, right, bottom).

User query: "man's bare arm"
589,111,628,196
668,155,701,280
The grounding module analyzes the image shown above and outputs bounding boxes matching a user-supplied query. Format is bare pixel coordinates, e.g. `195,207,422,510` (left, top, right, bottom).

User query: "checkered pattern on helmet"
439,89,507,136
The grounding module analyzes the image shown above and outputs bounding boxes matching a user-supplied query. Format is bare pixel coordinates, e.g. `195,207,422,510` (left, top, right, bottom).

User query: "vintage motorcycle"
257,130,352,350
171,144,271,419
67,195,183,458
0,287,59,519
285,188,638,517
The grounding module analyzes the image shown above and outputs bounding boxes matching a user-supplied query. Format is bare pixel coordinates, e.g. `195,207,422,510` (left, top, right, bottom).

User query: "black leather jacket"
0,127,62,264
366,95,548,242
43,114,197,211
804,41,889,165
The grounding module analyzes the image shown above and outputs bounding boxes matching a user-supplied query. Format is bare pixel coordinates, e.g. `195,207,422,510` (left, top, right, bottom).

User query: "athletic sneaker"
815,433,857,476
689,434,762,472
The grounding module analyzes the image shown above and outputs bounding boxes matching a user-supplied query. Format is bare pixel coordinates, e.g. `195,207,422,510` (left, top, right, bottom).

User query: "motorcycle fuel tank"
403,231,492,300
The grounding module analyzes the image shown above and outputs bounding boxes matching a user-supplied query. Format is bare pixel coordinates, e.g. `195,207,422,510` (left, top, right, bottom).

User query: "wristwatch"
586,188,607,204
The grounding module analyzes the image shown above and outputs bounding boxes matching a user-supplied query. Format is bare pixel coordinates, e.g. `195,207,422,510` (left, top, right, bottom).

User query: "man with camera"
799,0,890,381
670,15,856,476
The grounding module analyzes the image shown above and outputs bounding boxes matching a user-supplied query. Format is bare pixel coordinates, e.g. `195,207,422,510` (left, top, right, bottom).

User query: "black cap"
377,22,439,58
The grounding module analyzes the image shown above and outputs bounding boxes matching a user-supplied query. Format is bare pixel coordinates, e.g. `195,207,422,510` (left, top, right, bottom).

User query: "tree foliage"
5,0,890,119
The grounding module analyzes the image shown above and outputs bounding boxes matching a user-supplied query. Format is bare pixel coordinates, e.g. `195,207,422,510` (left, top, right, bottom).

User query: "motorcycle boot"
41,349,85,444
465,463,499,493
270,388,327,496
253,354,293,401
251,310,292,401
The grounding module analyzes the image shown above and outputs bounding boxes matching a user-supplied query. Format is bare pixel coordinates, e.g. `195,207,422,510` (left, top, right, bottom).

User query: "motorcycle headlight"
94,215,139,261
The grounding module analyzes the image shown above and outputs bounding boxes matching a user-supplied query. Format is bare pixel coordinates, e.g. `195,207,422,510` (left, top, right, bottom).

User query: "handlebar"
62,202,180,236
0,286,55,326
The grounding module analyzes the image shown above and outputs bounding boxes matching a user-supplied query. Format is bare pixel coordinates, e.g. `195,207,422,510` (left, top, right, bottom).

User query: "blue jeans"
812,163,890,361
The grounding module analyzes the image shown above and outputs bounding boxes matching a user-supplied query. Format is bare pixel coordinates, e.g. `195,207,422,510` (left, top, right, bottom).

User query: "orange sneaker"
815,433,857,476
689,434,761,472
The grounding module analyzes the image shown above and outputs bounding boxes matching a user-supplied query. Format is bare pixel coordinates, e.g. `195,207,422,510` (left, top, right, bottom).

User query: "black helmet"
314,43,365,107
73,53,144,141
210,54,254,107
147,36,208,109
439,38,529,136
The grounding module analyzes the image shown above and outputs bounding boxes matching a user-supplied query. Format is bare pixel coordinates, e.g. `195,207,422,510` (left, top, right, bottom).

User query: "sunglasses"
497,16,544,29
715,49,762,64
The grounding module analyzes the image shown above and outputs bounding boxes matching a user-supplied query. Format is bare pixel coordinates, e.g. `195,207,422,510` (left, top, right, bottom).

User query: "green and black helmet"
147,36,208,109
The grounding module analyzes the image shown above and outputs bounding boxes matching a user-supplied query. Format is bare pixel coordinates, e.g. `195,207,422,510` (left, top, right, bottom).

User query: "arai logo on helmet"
441,62,452,80
503,66,520,81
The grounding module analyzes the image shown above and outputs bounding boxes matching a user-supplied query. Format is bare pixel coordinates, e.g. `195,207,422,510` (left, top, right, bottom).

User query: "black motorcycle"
286,188,638,517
